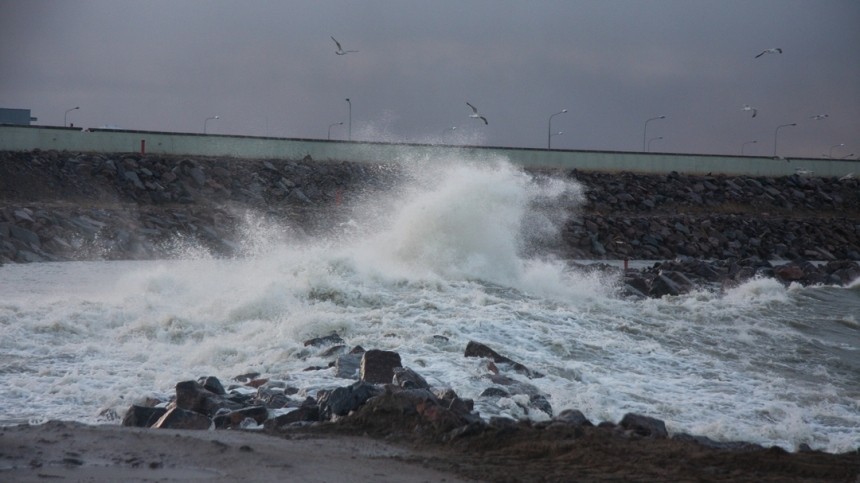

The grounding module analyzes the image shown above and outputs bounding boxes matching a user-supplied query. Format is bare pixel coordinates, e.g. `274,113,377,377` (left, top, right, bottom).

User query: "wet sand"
0,421,471,482
3,419,858,482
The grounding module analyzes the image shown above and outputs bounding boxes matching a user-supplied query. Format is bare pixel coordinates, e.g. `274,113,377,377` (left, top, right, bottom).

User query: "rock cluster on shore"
112,334,860,483
119,336,764,454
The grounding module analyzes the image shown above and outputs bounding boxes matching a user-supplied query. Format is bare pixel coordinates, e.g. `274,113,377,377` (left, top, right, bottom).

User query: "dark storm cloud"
1,0,857,158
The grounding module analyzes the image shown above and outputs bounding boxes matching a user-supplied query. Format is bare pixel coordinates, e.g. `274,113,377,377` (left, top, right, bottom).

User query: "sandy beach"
3,419,858,482
0,421,471,482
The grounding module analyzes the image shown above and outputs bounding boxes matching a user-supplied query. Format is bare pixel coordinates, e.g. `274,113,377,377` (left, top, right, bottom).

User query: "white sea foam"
1,157,858,453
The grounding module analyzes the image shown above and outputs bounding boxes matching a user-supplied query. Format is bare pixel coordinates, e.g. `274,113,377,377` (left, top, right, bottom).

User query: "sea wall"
2,124,858,176
1,149,859,267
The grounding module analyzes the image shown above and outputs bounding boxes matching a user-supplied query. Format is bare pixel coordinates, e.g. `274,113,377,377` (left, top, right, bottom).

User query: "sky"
1,0,858,158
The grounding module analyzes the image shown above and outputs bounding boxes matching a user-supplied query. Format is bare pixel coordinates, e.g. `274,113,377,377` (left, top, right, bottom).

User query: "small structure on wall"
0,108,38,126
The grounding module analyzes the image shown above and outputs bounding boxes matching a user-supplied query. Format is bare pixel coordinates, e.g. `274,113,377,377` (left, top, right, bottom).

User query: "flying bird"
741,105,758,118
755,48,782,58
466,102,488,125
810,114,829,120
331,36,358,55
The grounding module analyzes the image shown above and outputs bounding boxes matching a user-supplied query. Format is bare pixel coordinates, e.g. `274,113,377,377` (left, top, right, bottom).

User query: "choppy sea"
1,158,858,453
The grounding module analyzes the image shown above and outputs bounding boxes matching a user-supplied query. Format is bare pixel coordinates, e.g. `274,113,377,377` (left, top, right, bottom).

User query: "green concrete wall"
2,124,856,177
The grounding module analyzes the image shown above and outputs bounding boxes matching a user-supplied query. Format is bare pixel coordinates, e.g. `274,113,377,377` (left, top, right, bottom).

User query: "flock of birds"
331,35,490,126
331,38,835,140
740,48,784,118
741,48,833,136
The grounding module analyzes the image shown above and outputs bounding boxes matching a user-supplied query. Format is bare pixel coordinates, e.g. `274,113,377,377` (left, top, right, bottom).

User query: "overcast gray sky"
1,0,858,158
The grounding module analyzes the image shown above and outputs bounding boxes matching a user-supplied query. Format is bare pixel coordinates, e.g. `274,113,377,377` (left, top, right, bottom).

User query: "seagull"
839,173,854,181
466,102,488,125
331,36,358,55
755,48,782,58
741,105,758,118
810,114,829,120
795,168,813,176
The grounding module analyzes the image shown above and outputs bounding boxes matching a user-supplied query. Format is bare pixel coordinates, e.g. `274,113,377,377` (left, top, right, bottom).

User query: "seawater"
1,158,858,453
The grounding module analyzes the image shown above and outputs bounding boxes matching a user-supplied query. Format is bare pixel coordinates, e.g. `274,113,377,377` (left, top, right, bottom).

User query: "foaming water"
1,158,858,453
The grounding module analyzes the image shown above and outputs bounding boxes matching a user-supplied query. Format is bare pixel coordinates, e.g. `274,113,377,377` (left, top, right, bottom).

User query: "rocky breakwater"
2,150,859,293
0,150,400,263
561,170,860,262
113,335,859,482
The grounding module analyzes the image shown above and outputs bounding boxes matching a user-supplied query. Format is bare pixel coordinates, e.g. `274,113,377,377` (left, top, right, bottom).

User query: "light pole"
547,109,567,149
328,122,343,140
204,115,219,134
345,98,352,141
829,143,845,158
64,106,79,127
773,123,796,157
643,115,665,151
741,140,757,155
647,136,663,152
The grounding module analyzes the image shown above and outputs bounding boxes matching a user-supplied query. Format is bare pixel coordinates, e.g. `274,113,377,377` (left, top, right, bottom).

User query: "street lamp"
741,140,757,155
204,115,220,134
328,122,343,140
829,143,845,158
643,115,665,151
547,109,567,149
773,123,796,157
345,98,352,141
647,136,663,152
64,106,79,127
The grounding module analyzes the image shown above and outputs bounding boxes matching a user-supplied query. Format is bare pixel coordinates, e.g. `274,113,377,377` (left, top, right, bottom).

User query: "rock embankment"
0,150,399,263
563,170,860,261
1,149,859,267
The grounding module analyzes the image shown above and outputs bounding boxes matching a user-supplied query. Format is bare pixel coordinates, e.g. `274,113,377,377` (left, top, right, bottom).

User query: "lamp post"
773,123,796,157
741,140,757,155
647,136,663,152
64,106,79,127
345,98,352,141
829,143,845,158
204,115,219,134
328,122,343,140
643,115,665,151
547,109,567,149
